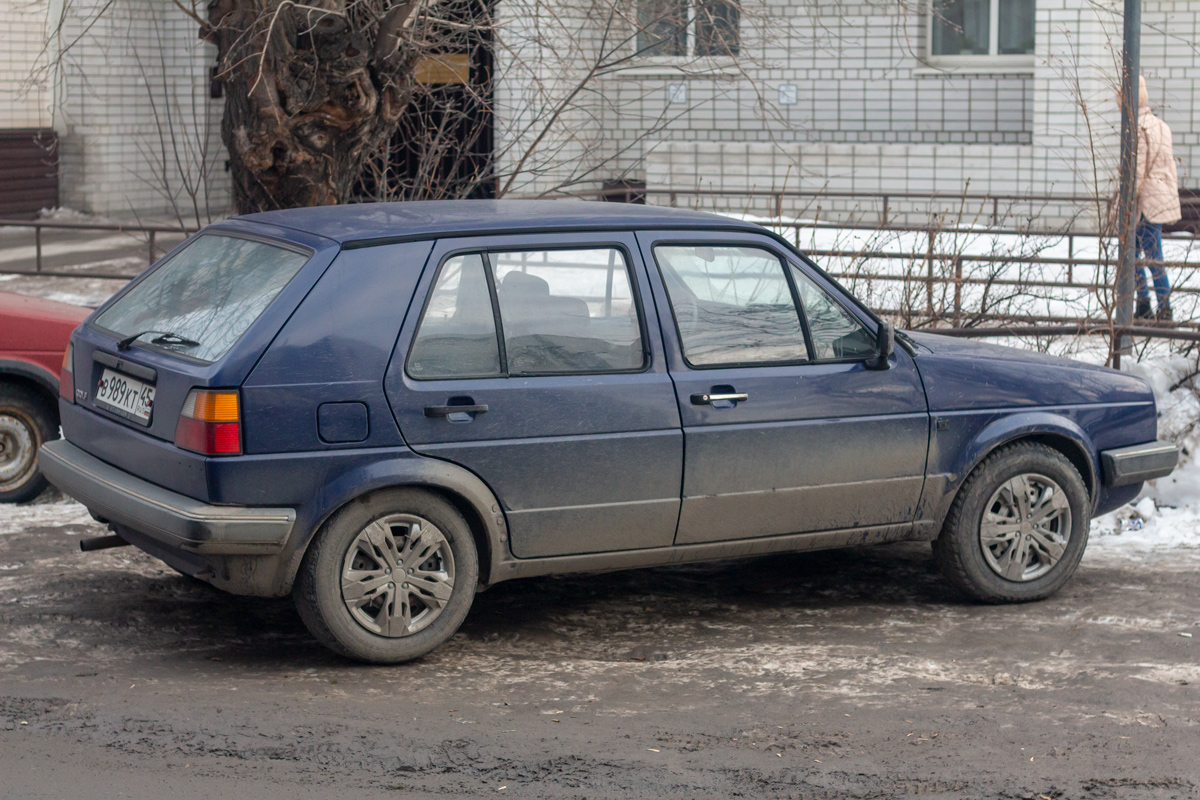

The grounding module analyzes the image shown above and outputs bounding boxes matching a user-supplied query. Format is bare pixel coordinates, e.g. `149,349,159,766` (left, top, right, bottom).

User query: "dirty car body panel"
39,201,1173,612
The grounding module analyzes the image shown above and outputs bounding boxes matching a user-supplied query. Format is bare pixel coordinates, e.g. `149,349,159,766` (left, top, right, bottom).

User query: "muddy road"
1,498,1198,799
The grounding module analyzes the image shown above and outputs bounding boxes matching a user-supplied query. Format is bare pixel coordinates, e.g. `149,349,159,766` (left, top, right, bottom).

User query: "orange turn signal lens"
182,390,239,422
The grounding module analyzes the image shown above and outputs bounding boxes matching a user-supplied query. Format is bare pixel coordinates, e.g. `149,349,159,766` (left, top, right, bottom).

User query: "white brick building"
494,0,1200,228
0,0,226,220
1,0,1197,229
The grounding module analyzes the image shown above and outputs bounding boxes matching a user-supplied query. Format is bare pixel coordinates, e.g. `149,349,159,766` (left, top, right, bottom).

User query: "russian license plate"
95,368,155,425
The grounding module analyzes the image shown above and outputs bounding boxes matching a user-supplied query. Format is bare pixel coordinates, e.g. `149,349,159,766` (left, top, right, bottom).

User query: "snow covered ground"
1088,347,1200,565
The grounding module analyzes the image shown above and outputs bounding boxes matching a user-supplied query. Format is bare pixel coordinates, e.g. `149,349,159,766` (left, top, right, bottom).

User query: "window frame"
404,251,505,382
924,0,1035,70
405,243,653,381
634,0,740,62
650,239,812,370
648,238,882,371
786,261,880,364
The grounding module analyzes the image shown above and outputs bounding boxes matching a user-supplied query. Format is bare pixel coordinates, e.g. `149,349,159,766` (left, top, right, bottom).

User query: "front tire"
294,489,479,663
0,384,56,504
934,442,1090,603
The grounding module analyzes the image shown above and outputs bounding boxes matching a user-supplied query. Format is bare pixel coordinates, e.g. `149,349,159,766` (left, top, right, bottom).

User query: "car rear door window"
790,265,876,361
408,253,502,379
652,244,810,367
93,233,310,363
491,248,645,375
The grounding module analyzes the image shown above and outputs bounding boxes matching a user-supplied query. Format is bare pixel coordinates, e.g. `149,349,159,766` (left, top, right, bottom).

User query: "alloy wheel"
979,473,1072,582
340,513,456,637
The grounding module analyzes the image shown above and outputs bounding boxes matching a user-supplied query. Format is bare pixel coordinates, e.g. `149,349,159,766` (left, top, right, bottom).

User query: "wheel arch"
0,360,60,426
951,412,1100,510
1021,432,1096,501
272,454,508,596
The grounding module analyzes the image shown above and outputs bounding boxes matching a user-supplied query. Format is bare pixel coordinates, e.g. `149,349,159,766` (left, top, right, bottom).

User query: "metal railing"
752,217,1200,331
0,218,195,279
578,186,1113,229
4,201,1199,354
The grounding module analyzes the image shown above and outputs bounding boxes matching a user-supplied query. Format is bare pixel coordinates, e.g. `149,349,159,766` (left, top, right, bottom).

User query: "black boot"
1156,303,1173,322
1136,298,1153,319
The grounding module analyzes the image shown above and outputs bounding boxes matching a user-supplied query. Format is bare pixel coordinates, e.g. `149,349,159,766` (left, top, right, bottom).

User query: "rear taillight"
175,389,241,455
59,342,74,402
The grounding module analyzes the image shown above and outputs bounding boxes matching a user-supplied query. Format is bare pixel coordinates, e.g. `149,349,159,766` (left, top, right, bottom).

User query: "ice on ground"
0,496,98,537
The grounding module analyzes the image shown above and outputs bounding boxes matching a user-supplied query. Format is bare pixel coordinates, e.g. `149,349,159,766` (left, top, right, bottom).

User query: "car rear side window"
93,233,310,364
408,253,502,379
491,249,645,375
653,244,810,367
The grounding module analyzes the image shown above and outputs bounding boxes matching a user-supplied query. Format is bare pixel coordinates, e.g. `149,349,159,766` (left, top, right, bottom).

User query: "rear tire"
294,488,478,663
0,384,56,504
934,442,1090,603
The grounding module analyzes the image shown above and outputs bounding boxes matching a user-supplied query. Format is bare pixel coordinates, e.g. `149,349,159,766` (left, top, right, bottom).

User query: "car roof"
238,200,763,245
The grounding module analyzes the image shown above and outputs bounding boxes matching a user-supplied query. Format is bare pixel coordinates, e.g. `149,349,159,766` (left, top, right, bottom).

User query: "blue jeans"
1135,220,1170,304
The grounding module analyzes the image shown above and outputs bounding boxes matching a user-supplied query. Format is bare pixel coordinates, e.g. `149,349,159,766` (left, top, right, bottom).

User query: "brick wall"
0,0,52,129
9,0,1197,223
496,0,1040,199
53,0,229,218
615,0,1032,147
500,0,1200,231
1142,1,1200,191
638,0,1141,230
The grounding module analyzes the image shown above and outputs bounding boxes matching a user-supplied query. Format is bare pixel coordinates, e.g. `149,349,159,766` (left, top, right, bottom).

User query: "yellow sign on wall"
414,54,470,85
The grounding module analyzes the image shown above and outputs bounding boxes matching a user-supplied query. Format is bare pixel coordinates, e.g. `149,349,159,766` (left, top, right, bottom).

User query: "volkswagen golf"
40,201,1178,663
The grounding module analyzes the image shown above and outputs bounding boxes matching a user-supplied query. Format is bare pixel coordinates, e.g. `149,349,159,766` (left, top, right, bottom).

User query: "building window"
638,0,739,58
929,0,1034,62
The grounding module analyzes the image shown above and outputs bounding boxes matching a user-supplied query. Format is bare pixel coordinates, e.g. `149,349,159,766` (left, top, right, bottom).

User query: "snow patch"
38,207,116,225
0,497,100,537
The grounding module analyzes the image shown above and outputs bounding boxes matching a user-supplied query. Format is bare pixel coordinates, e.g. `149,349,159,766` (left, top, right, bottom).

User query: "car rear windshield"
94,233,310,363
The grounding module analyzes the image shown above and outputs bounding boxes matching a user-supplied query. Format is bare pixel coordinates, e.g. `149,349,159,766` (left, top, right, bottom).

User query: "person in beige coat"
1134,76,1182,320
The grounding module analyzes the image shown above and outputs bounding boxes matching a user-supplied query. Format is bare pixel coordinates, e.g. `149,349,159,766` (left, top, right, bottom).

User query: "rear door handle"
690,392,749,405
425,403,489,419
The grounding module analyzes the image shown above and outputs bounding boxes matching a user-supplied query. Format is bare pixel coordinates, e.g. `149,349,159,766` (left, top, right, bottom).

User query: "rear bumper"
38,439,296,555
1100,440,1179,487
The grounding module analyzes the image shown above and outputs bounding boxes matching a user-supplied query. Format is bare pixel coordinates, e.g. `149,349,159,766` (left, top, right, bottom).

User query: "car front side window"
789,265,877,361
652,244,810,367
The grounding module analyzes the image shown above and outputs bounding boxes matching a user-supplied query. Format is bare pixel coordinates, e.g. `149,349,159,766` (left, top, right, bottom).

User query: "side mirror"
865,321,894,370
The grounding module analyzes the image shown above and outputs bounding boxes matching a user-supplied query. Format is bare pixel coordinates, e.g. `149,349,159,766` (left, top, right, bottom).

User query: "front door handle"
690,392,749,405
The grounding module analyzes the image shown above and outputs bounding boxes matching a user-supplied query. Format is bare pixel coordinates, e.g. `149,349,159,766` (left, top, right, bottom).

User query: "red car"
0,291,88,502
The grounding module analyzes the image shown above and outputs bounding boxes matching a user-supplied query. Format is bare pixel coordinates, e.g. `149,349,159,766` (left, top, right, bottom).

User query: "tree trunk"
206,0,420,212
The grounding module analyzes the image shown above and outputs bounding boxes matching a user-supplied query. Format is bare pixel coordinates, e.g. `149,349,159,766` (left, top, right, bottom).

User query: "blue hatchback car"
41,201,1178,663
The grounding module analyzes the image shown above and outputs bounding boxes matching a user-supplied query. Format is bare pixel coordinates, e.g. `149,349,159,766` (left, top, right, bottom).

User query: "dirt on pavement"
1,495,1198,799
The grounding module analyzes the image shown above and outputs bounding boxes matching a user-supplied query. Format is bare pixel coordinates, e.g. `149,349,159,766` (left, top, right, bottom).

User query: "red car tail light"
59,342,74,402
175,389,242,455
